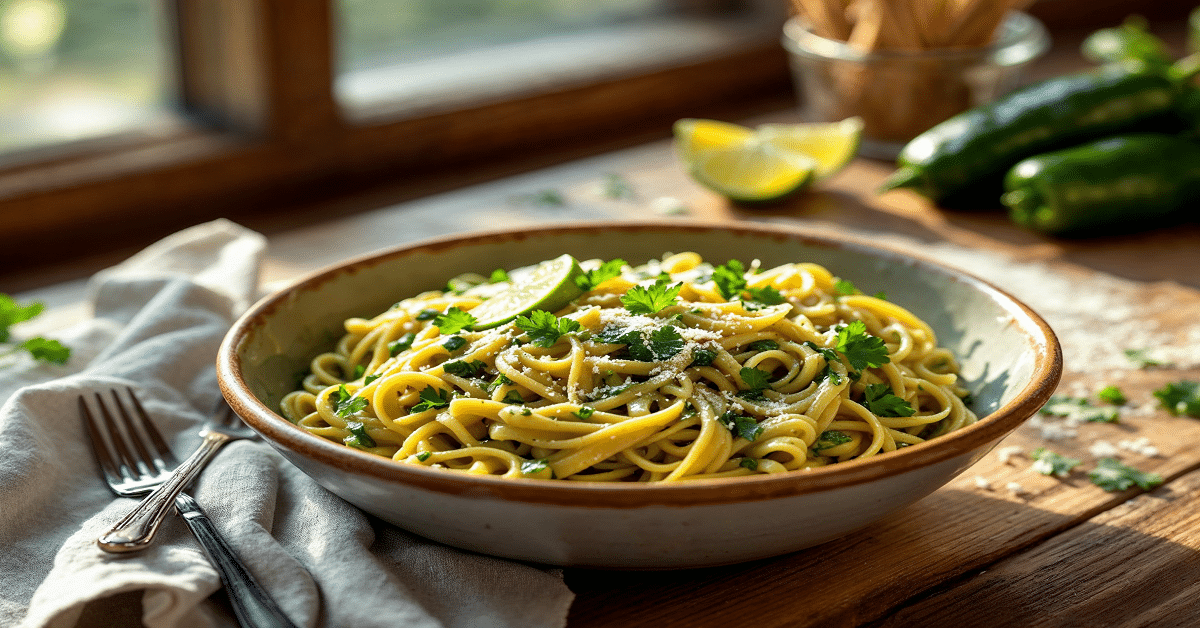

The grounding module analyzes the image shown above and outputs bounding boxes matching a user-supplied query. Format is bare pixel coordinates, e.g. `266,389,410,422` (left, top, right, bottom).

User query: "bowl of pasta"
217,221,1061,568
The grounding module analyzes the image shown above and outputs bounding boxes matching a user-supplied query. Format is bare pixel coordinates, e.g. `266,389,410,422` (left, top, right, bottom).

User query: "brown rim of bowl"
217,220,1062,508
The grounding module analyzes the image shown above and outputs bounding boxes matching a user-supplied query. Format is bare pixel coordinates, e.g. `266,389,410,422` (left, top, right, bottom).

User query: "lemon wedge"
468,254,585,329
673,117,862,202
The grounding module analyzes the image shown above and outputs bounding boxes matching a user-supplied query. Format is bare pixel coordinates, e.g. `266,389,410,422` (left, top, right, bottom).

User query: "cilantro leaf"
834,279,857,296
712,260,747,301
835,321,890,372
573,406,595,420
645,325,685,361
21,337,70,364
621,278,682,315
416,451,432,461
434,307,477,334
690,347,716,367
1097,385,1127,405
352,364,365,379
442,336,467,352
1123,348,1163,368
1031,448,1081,477
1089,458,1163,491
804,341,841,364
343,420,376,449
738,366,772,400
334,384,368,417
502,389,526,404
0,294,44,343
364,374,381,386
739,458,759,470
520,458,552,476
389,332,416,356
813,430,852,452
1153,380,1200,418
411,387,451,412
747,339,779,352
486,373,513,394
720,411,763,441
515,310,582,347
416,309,439,321
443,359,487,378
601,173,636,200
1041,395,1119,423
489,268,510,283
862,384,914,417
745,286,785,305
576,258,626,291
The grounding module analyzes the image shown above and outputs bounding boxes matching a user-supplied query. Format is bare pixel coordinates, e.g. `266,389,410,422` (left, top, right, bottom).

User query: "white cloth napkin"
0,219,574,628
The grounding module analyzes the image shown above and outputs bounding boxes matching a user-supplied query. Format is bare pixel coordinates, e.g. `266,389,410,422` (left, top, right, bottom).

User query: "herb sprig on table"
0,294,70,365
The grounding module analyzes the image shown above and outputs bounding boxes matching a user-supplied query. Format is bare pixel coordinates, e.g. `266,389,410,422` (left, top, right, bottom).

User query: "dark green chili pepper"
880,66,1183,207
1002,133,1200,236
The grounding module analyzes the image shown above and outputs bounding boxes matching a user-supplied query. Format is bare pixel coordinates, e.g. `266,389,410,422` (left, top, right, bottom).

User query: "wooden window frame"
0,0,793,277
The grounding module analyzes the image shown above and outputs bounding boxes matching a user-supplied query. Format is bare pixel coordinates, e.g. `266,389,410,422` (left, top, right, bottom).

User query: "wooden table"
13,42,1200,628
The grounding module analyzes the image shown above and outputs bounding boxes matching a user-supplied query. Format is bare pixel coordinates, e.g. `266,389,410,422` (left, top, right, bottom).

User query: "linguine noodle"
280,252,976,481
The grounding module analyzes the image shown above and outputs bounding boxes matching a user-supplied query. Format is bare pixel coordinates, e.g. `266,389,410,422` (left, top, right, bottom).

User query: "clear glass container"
782,11,1050,159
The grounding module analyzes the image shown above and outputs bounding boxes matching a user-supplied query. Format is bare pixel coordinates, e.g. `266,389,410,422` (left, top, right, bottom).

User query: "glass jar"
782,11,1051,159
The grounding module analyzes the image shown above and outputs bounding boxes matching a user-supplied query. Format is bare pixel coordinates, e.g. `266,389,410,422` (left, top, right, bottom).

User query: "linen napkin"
0,219,574,628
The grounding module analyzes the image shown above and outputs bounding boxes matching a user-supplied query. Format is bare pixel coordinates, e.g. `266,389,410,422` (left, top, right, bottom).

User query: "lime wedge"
468,254,585,329
757,117,863,182
673,118,755,165
688,144,818,203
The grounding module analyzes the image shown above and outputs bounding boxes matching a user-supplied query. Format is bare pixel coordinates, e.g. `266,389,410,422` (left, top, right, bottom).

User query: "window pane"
0,0,174,159
336,0,776,117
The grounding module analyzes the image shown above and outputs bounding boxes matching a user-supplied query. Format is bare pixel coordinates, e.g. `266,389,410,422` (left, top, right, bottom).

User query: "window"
0,0,789,283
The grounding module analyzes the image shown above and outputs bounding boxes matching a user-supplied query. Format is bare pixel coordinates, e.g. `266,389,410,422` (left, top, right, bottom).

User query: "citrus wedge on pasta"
468,253,584,329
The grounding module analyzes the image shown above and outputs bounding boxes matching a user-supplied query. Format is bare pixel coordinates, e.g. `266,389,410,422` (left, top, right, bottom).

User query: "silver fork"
93,389,256,553
81,388,299,628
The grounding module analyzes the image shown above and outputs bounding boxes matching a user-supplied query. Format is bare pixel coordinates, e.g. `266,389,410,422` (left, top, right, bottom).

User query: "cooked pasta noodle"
280,252,977,481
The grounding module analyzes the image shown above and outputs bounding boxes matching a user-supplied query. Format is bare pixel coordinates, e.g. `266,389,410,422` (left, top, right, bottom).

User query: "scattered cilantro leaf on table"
1097,385,1127,405
516,310,581,347
1123,348,1164,368
0,294,71,364
1089,458,1163,491
1154,380,1200,418
1031,448,1082,477
1040,394,1119,423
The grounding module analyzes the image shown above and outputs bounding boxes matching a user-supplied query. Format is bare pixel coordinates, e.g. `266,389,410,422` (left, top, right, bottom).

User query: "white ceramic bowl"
217,222,1061,569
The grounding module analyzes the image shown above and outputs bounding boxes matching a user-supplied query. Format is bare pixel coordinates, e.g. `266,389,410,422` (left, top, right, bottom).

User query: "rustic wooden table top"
13,28,1200,627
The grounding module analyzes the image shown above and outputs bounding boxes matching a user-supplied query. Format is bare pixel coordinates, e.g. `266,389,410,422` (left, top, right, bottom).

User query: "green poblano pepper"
1002,133,1200,236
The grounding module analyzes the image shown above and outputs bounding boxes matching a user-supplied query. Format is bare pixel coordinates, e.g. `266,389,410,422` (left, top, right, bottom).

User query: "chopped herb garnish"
747,339,779,352
1041,395,1119,423
813,430,852,452
573,406,596,420
712,260,747,301
690,347,717,367
873,291,888,300
416,451,432,462
502,389,526,404
576,258,626,291
334,384,368,417
489,268,510,283
633,325,686,362
720,411,763,441
486,374,513,393
804,341,841,364
745,286,785,305
739,458,759,471
1124,348,1163,368
862,384,915,417
816,365,844,386
738,366,772,400
834,279,857,296
1031,448,1081,477
600,173,636,200
516,310,582,347
364,374,381,386
0,294,70,365
442,336,467,352
1097,385,1127,405
411,387,451,412
1088,458,1163,491
621,278,682,315
343,420,376,449
389,332,416,356
520,458,552,476
835,320,890,372
443,359,487,378
352,364,365,379
1153,380,1200,418
415,309,439,321
434,307,477,334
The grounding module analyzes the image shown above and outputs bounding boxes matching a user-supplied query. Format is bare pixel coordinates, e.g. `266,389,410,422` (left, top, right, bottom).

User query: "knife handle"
175,494,300,628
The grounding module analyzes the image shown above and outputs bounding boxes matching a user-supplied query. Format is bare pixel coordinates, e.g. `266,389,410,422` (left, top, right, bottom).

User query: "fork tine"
119,387,179,470
80,395,124,489
93,391,144,479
